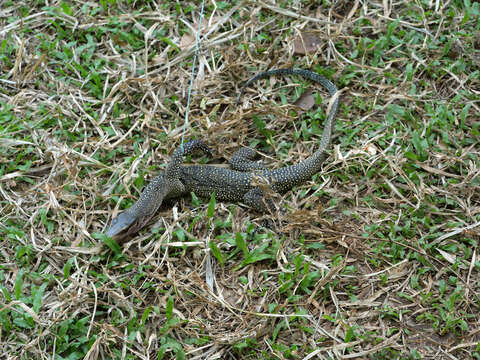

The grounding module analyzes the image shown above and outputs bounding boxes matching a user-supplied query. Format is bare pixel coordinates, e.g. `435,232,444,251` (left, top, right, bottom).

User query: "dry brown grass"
1,0,480,359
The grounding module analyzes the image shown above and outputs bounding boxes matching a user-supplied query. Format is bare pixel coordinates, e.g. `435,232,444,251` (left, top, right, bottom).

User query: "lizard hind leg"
243,187,276,213
244,187,285,233
230,147,266,172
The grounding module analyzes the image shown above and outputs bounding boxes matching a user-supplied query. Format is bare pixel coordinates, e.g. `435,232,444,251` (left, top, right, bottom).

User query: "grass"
1,0,480,359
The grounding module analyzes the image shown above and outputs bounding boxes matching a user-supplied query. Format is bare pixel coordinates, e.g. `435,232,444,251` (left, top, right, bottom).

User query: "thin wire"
180,0,206,150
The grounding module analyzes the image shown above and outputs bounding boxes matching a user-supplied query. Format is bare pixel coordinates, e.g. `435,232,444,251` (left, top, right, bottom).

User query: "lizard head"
105,209,138,238
105,173,170,240
105,205,160,240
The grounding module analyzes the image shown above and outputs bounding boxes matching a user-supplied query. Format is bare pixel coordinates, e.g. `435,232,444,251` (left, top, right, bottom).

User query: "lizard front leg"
165,139,212,179
106,140,211,239
243,187,275,212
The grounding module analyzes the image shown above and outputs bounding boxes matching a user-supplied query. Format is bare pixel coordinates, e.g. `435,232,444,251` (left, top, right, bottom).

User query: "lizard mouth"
106,213,154,240
105,211,139,239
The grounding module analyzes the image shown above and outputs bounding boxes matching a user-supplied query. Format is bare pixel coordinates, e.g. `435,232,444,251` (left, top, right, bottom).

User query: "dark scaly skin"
106,69,339,239
105,141,211,238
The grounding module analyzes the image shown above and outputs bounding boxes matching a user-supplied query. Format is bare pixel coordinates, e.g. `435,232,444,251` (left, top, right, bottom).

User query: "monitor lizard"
105,68,339,239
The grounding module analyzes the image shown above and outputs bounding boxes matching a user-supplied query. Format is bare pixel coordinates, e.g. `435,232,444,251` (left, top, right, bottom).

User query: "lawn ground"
1,1,480,359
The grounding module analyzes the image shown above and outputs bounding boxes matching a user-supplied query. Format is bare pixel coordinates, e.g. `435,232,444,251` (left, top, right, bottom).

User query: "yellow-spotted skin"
106,69,339,238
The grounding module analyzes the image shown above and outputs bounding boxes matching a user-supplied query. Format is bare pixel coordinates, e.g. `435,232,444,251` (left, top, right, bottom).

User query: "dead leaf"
293,32,322,55
437,249,456,264
364,143,377,156
180,33,195,50
293,88,315,111
180,16,224,51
